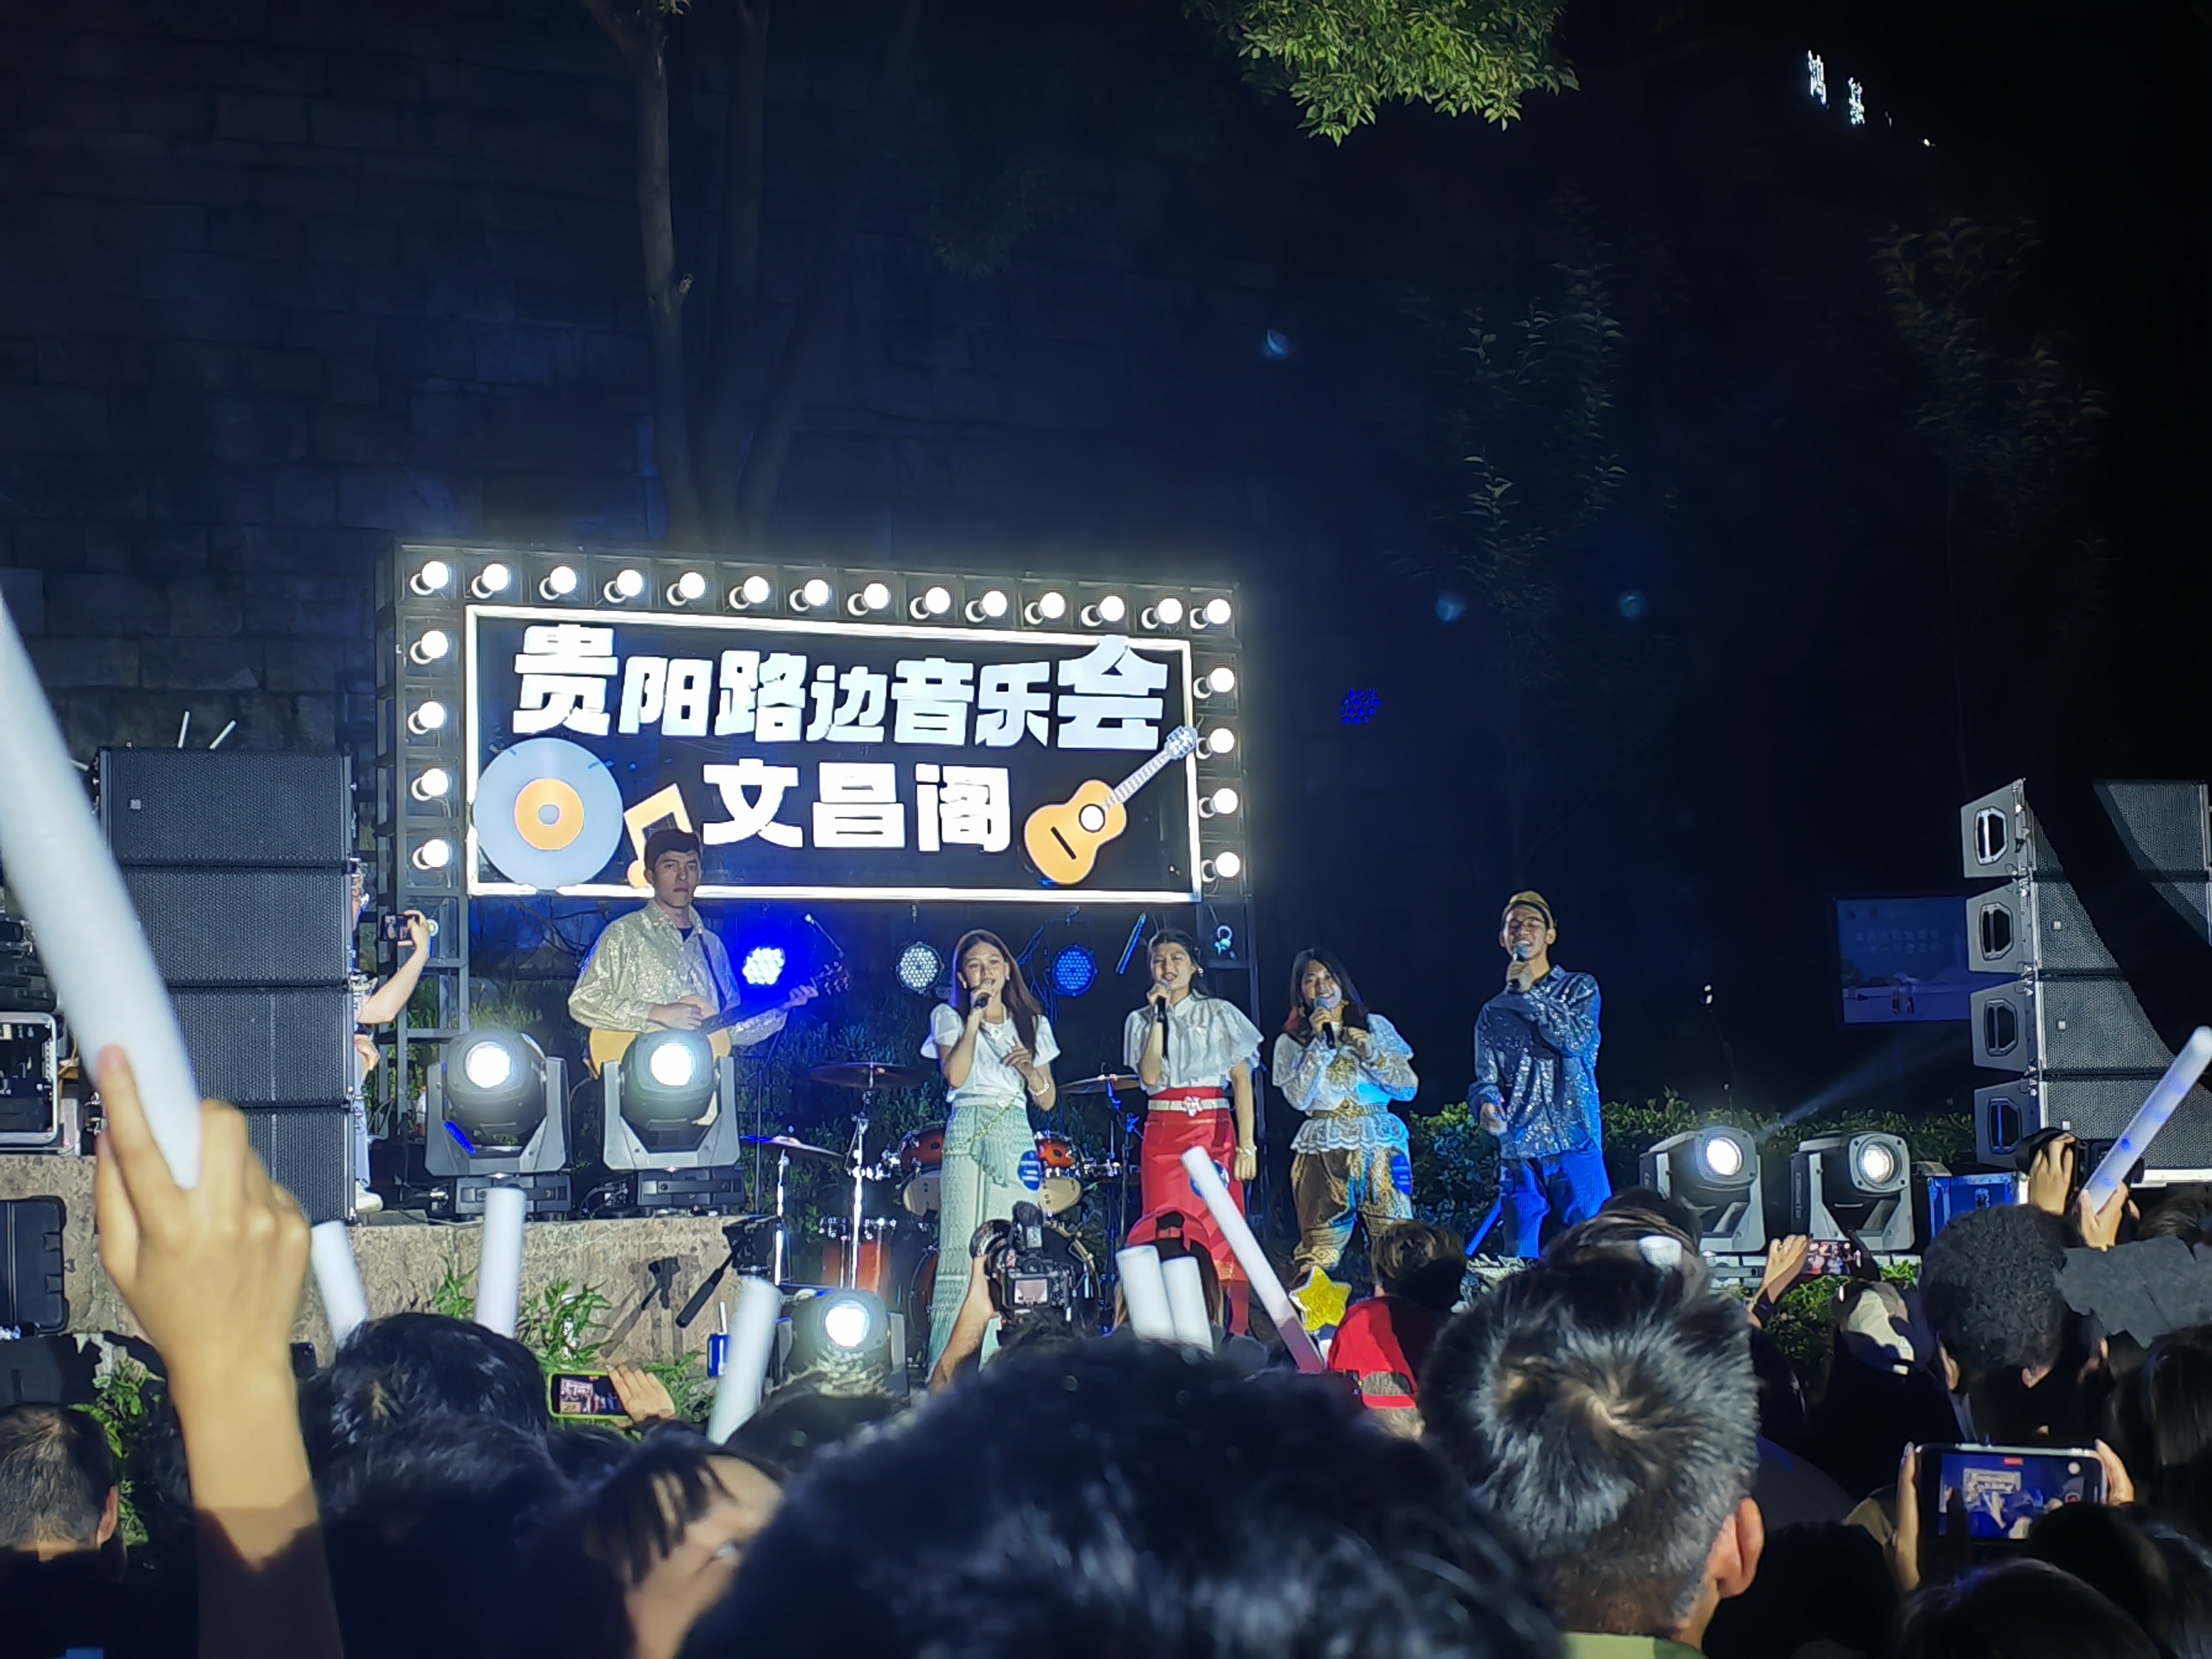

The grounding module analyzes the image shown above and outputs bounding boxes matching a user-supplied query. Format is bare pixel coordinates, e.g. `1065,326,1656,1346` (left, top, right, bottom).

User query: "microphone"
974,987,994,1010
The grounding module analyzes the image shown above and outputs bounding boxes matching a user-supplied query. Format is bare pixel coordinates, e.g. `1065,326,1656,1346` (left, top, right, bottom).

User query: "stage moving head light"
1640,1124,1765,1253
783,1286,899,1397
442,1031,549,1145
1791,1131,1914,1252
619,1028,719,1150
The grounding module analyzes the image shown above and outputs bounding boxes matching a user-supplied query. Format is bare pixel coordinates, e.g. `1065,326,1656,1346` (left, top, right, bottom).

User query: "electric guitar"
1023,726,1201,886
586,961,848,1076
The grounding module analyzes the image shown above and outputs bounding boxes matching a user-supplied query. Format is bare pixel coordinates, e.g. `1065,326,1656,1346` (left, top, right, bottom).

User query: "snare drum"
1034,1133,1082,1216
895,1124,946,1171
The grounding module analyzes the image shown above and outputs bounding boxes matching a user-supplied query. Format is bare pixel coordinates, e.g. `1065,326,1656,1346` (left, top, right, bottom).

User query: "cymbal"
810,1061,933,1090
739,1133,839,1159
1057,1071,1141,1096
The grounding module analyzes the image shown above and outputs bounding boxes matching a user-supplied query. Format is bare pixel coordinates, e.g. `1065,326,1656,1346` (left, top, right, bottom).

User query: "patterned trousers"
927,1094,1035,1368
1290,1141,1413,1279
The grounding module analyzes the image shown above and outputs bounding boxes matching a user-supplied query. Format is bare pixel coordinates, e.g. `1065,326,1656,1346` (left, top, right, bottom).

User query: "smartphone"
549,1371,625,1419
1917,1444,2106,1547
380,912,438,942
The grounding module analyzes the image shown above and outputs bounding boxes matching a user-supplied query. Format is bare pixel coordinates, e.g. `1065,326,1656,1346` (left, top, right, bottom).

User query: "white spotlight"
409,559,451,596
730,575,773,610
407,701,448,735
471,563,512,598
666,570,707,605
411,767,451,802
1198,786,1239,819
604,568,645,603
1024,591,1069,625
540,564,579,600
1205,727,1236,756
409,628,450,665
411,837,453,872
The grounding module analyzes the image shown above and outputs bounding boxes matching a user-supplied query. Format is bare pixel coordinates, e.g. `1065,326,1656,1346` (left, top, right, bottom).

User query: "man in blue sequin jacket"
1473,891,1610,1257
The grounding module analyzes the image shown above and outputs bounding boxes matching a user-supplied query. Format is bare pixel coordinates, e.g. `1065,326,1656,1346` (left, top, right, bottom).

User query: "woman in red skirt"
1123,927,1262,1326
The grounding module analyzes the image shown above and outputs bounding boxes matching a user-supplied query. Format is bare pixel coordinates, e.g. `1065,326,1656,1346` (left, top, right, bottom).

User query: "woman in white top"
1123,927,1262,1323
920,929,1058,1367
1271,948,1418,1286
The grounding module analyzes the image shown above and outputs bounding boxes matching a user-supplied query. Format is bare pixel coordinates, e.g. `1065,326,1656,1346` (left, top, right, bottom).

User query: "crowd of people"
10,1046,2212,1659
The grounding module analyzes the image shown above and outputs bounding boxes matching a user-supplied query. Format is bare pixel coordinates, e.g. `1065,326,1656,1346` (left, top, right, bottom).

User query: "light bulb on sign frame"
410,559,452,597
1198,597,1232,628
408,700,448,735
541,565,579,600
412,838,453,872
791,578,832,612
604,568,645,604
1080,595,1127,628
1024,591,1069,625
471,563,512,598
1205,727,1236,757
911,585,953,621
963,589,1010,624
666,570,707,605
411,766,451,802
730,575,773,610
409,628,450,665
848,581,893,617
1202,851,1243,883
1198,786,1239,820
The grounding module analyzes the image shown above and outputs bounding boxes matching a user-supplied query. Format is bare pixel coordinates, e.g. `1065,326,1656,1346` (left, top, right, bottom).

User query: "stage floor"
0,1155,754,1368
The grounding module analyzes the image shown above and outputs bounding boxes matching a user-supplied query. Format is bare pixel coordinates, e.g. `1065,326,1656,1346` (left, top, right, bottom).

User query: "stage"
0,1155,741,1368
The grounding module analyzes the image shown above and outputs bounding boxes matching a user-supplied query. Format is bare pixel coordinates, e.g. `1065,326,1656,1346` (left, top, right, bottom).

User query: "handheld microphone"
974,987,994,1010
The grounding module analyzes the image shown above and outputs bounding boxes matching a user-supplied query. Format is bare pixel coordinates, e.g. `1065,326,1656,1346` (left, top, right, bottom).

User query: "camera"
976,1202,1088,1344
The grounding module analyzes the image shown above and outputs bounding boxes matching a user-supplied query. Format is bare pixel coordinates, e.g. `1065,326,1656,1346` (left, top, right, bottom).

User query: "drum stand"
844,1096,874,1290
772,1149,790,1286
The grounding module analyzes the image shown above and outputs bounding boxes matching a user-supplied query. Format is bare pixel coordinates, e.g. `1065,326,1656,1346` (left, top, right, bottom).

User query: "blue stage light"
1617,589,1646,619
1340,689,1380,725
741,946,785,987
1263,329,1293,360
1435,591,1468,623
1050,945,1097,997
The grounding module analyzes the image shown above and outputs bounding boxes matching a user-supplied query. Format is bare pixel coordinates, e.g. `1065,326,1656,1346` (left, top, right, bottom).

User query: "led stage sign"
463,605,1206,902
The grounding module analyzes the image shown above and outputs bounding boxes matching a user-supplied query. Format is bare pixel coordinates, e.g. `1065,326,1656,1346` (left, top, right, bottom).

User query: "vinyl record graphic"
473,738,624,889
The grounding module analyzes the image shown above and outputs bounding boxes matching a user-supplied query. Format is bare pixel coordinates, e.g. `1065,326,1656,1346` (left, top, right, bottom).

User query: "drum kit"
749,1061,1143,1357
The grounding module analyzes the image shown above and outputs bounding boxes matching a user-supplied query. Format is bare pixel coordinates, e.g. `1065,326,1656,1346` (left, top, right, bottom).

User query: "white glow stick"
1162,1252,1214,1351
1178,1147,1324,1372
0,595,202,1186
2083,1027,2212,1210
312,1220,370,1347
707,1276,781,1444
474,1185,527,1337
1115,1245,1176,1341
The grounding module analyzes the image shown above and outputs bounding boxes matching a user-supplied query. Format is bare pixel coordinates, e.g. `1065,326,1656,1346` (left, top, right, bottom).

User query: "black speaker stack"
100,750,358,1222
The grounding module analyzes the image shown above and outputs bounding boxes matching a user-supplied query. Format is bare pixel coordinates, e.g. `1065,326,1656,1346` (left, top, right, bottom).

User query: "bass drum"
1035,1133,1082,1216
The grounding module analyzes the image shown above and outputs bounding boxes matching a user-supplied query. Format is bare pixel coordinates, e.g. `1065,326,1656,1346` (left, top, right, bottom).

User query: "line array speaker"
123,866,354,986
242,1108,354,1225
100,751,352,867
1961,779,2212,1175
171,987,356,1104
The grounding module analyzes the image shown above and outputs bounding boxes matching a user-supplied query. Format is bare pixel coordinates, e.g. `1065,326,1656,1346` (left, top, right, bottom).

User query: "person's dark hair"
2106,1324,2212,1541
1145,927,1213,997
0,1403,114,1551
543,1423,637,1487
2140,1187,2212,1248
321,1415,569,1658
1372,1220,1464,1312
642,826,701,868
1601,1185,1708,1251
1420,1251,1758,1636
301,1312,550,1465
692,1341,1558,1659
1282,947,1373,1041
1895,1558,2160,1659
2027,1502,2212,1659
1917,1203,2071,1380
1702,1522,1896,1659
1544,1203,1710,1291
951,928,1042,1054
722,1386,904,1480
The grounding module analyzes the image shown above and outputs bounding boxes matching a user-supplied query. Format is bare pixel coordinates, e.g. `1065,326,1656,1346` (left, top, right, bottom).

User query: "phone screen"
549,1372,625,1418
1924,1446,2104,1541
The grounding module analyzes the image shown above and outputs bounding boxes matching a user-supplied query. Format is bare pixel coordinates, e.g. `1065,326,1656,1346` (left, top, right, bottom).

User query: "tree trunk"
728,0,924,545
699,0,771,547
630,13,709,551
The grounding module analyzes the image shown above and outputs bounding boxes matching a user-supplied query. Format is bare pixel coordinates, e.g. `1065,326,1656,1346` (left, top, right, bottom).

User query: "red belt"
1150,1086,1229,1114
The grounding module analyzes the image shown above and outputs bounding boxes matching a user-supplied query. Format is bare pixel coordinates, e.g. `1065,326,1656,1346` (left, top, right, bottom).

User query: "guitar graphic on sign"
1023,725,1201,886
